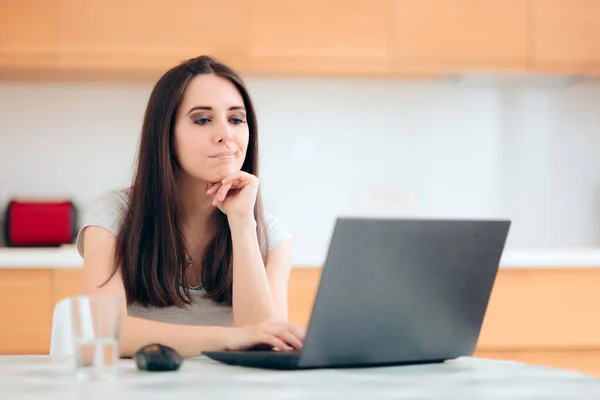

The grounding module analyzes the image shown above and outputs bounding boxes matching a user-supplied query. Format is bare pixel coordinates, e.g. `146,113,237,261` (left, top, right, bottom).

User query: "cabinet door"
531,0,600,74
246,0,392,76
392,0,528,74
0,270,53,354
288,269,321,329
0,0,58,69
478,269,600,349
56,0,249,75
52,270,82,308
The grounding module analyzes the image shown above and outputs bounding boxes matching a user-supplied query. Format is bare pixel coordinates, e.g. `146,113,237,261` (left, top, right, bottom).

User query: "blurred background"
0,0,599,376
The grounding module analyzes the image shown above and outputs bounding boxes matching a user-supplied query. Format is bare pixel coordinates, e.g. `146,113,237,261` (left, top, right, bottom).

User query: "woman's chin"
208,166,239,182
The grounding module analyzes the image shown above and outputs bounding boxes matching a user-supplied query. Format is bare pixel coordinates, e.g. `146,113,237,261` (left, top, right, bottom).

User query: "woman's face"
173,74,249,184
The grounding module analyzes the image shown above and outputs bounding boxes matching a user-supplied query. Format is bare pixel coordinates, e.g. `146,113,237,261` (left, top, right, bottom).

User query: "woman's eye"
229,117,244,125
193,117,210,125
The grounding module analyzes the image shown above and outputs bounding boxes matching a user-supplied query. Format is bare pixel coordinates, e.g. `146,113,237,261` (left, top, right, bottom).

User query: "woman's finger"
259,334,291,352
221,171,246,184
275,329,304,350
286,323,306,342
213,182,232,204
229,179,250,190
206,183,220,195
218,182,233,202
214,183,227,202
222,171,258,187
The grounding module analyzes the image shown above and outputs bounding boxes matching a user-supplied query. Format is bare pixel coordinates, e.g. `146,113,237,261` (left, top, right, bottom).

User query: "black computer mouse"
134,343,184,372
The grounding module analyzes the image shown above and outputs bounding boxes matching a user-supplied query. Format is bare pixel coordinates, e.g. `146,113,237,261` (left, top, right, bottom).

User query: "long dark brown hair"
111,55,268,308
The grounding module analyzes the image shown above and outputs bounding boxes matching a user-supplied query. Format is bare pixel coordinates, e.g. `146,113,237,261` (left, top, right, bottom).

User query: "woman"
77,55,305,358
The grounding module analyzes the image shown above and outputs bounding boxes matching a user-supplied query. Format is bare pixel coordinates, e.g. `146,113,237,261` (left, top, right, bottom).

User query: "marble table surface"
1,355,600,399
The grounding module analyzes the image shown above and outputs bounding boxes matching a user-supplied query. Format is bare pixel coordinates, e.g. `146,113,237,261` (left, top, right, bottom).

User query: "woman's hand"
225,320,306,352
207,171,259,219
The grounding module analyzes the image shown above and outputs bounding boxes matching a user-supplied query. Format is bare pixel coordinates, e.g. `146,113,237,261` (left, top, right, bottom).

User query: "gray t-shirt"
76,188,291,327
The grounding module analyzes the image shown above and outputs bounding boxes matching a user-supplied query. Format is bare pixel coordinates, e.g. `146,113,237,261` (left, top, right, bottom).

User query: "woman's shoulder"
85,187,131,224
262,211,292,255
76,187,131,257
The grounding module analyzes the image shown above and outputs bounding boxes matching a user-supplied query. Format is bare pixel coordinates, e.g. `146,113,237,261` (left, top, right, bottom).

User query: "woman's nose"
215,121,233,143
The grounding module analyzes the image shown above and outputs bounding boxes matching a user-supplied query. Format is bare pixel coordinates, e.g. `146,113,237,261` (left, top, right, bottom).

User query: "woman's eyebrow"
187,105,245,115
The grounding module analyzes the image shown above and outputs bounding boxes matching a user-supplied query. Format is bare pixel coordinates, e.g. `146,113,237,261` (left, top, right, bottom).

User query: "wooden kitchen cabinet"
1,266,600,377
391,0,529,74
244,0,392,76
2,0,600,79
530,0,600,74
0,269,81,355
55,0,250,77
0,270,53,354
52,269,82,306
287,268,322,327
0,0,58,70
477,268,600,350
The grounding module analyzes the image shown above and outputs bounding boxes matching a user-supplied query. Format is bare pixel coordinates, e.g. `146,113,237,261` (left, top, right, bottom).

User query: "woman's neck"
177,172,218,235
178,173,220,290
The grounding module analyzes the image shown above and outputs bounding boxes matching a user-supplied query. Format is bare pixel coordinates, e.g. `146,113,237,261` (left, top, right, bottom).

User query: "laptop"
203,217,511,370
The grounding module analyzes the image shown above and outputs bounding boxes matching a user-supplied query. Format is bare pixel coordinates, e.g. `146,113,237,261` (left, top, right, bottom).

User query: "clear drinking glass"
70,295,122,380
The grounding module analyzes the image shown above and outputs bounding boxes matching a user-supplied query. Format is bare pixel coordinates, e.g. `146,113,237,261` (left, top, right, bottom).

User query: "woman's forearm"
229,216,280,326
119,315,231,358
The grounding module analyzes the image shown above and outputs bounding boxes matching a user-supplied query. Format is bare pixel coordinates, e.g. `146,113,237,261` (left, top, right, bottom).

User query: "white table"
2,355,600,399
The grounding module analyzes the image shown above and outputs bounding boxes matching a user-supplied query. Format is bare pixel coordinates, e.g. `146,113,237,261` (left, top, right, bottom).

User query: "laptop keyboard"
241,349,300,357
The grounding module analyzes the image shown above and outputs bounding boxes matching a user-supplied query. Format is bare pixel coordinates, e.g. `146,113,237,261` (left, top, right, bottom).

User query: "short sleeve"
262,212,292,256
76,189,130,257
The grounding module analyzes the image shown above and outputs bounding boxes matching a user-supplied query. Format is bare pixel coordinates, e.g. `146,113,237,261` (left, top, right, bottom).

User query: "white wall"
1,76,600,264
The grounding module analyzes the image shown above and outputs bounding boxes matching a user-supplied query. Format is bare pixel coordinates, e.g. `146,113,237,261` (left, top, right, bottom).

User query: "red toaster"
4,199,78,247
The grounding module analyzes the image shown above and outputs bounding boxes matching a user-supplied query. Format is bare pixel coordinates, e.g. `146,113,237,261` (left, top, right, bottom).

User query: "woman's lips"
211,150,236,159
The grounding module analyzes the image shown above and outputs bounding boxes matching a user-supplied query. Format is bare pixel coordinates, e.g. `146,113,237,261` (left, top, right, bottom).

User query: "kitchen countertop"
1,355,599,398
2,245,600,269
0,245,83,268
